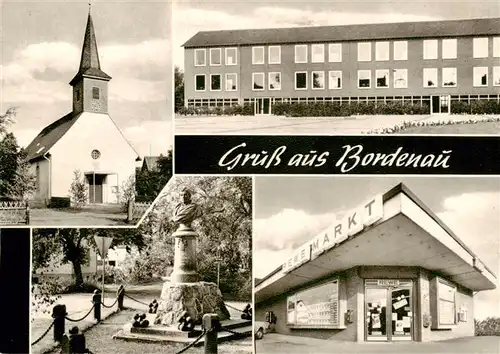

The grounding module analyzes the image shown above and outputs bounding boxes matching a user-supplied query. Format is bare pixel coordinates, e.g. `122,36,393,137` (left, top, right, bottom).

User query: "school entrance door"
365,279,414,342
431,95,451,114
254,98,271,115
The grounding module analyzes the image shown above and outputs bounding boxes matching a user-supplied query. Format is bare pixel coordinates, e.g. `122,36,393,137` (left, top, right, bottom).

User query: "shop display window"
287,280,339,327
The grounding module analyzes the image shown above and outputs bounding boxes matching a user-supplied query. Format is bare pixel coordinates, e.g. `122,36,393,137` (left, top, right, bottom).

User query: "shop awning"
255,183,497,303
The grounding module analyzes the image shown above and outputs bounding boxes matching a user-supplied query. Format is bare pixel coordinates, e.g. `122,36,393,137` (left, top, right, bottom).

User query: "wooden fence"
126,200,152,224
0,201,30,225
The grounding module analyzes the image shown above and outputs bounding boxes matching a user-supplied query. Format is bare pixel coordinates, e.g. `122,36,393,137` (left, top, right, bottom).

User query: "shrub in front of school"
475,317,500,336
274,101,430,117
177,104,254,116
451,100,500,115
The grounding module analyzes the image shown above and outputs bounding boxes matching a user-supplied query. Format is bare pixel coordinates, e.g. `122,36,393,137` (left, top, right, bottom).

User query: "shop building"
254,183,496,342
183,17,500,115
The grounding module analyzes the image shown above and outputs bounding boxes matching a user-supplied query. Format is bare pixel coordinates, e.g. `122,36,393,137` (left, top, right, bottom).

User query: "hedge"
178,100,500,117
274,102,430,117
451,100,500,114
177,104,253,116
475,317,500,336
48,197,71,208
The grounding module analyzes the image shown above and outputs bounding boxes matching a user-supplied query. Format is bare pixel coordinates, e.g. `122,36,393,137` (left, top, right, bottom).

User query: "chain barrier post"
92,289,102,322
117,285,125,311
68,326,87,353
203,313,219,354
52,304,67,342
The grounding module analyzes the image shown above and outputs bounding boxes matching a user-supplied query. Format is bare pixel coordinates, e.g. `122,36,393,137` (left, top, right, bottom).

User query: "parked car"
254,321,268,340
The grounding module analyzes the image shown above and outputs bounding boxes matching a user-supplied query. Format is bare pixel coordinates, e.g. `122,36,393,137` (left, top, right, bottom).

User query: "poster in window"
290,280,339,326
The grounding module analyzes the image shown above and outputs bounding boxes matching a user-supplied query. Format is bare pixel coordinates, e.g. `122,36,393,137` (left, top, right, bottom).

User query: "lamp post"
215,248,222,287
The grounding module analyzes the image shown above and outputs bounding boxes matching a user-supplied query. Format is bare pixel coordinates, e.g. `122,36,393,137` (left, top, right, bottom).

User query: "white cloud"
123,120,172,157
437,191,499,271
437,191,500,320
1,39,170,104
254,248,290,279
254,208,337,276
173,6,443,67
100,39,170,74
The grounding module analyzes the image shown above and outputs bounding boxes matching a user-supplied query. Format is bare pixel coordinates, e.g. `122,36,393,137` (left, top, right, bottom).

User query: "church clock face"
91,99,102,111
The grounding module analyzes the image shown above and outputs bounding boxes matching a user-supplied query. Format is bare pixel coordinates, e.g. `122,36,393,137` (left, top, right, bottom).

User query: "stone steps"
113,318,252,345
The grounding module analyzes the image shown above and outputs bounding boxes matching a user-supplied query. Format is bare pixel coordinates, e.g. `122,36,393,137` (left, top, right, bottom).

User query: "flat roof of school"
183,17,500,48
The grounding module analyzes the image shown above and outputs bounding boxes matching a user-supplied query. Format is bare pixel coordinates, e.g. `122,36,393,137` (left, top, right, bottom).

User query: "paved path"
31,286,250,354
46,309,252,354
31,291,150,354
175,114,499,135
257,333,500,354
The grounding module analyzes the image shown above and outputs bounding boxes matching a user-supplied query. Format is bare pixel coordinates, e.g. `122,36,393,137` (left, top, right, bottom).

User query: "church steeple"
70,7,111,115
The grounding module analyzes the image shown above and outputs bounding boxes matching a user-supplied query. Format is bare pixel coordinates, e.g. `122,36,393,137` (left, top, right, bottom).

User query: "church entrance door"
87,174,105,204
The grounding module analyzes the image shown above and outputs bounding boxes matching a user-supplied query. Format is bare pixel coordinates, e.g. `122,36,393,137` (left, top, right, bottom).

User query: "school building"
254,183,497,342
182,17,500,115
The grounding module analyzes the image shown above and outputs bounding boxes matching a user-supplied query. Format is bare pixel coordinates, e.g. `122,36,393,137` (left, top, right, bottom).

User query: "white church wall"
50,112,137,203
30,158,51,204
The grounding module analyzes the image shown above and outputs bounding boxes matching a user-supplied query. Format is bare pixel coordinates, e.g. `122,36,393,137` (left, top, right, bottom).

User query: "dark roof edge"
183,17,500,48
255,182,496,288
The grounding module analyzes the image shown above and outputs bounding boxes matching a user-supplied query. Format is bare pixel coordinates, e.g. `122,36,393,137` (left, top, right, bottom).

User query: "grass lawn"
45,309,252,354
396,121,500,134
30,207,127,226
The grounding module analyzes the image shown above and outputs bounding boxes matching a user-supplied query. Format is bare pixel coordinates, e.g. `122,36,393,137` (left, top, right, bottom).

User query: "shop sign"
283,195,383,274
378,279,400,287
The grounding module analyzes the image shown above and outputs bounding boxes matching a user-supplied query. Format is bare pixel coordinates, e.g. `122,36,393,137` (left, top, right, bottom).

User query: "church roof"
25,112,140,161
69,12,111,86
25,112,80,161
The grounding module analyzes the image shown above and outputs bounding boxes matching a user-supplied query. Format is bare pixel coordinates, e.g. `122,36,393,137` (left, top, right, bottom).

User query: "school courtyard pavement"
174,114,500,135
256,333,500,354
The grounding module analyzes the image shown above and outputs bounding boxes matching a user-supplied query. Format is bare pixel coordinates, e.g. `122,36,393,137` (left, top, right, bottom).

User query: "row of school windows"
187,94,500,107
194,66,500,92
193,37,500,66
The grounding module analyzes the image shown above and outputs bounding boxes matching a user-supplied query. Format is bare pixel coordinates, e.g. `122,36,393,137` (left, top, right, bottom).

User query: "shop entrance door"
255,98,271,115
365,280,413,342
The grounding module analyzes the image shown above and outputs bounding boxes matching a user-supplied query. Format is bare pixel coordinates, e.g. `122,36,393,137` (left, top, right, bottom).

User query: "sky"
173,0,500,68
254,176,500,320
1,0,172,157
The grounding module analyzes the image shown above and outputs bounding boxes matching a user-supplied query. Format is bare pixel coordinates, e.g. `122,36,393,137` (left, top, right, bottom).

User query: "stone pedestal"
170,225,199,283
154,281,230,326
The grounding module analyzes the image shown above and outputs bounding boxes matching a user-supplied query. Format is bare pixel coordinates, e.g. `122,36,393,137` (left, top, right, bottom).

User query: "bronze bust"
172,189,202,228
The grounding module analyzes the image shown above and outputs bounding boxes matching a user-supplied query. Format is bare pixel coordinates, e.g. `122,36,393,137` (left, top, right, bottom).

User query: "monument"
154,188,230,326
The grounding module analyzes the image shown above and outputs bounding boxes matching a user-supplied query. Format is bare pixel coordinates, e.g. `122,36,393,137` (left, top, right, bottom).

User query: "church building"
25,10,139,206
